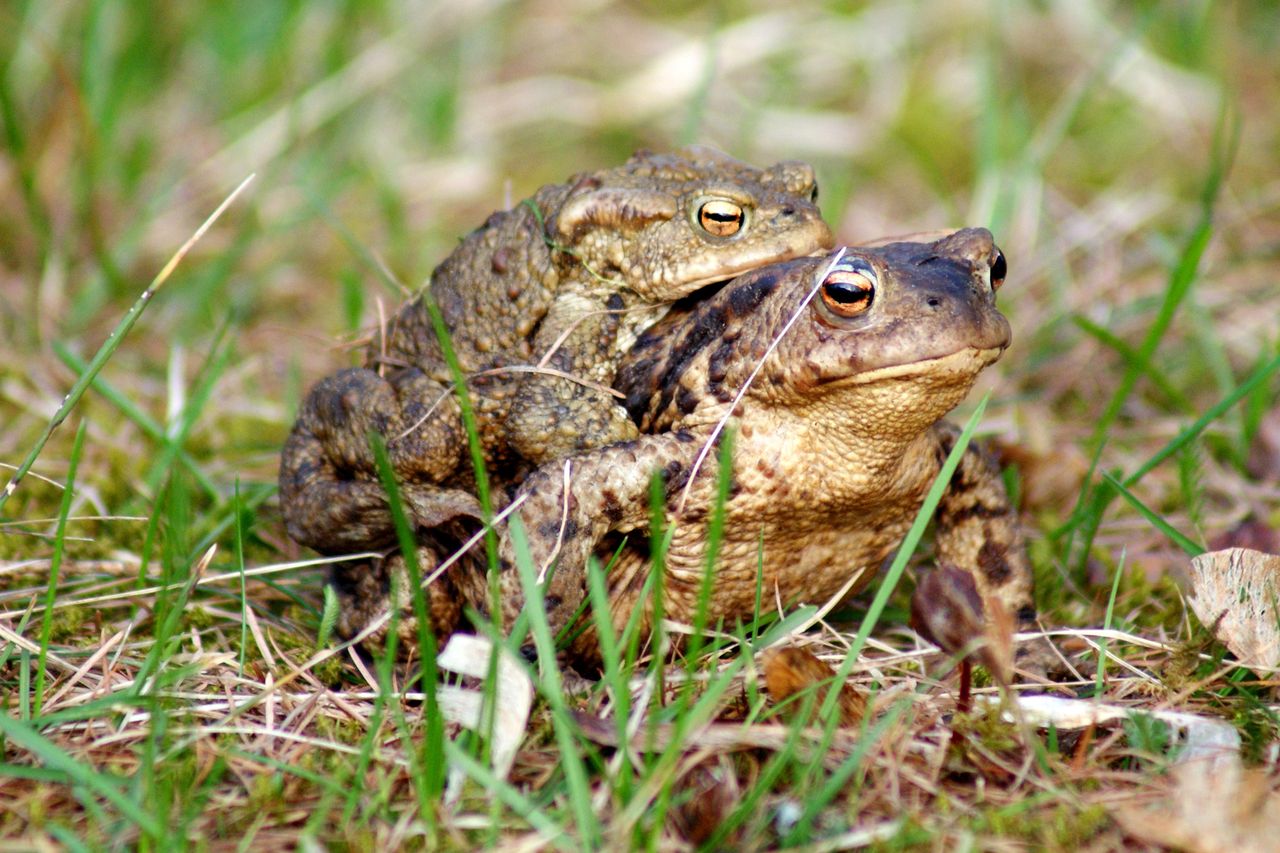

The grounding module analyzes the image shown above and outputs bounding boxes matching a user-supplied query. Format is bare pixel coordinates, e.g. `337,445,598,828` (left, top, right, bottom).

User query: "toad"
343,228,1035,656
279,147,832,556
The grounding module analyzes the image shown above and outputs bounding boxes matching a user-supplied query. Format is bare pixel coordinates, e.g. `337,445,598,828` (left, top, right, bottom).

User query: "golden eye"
697,199,746,238
820,267,875,318
990,250,1007,290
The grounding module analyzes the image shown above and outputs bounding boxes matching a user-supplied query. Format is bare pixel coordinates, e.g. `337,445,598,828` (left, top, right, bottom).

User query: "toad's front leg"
493,431,703,644
505,293,641,466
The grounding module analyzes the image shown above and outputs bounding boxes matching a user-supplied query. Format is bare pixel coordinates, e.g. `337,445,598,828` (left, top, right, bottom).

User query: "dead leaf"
669,756,740,848
911,564,1014,685
983,694,1240,768
1208,516,1280,554
760,645,865,726
1187,548,1280,674
435,634,534,803
1246,406,1280,482
1114,757,1280,853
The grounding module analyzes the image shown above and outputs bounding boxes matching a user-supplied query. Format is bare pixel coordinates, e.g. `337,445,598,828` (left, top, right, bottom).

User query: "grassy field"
2,0,1279,848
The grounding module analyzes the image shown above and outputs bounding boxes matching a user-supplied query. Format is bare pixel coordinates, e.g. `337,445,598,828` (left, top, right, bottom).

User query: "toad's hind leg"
279,367,481,554
331,535,490,652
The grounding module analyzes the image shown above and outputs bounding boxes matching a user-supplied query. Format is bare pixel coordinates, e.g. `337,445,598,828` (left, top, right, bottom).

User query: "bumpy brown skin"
338,229,1034,657
493,228,1033,659
279,147,832,562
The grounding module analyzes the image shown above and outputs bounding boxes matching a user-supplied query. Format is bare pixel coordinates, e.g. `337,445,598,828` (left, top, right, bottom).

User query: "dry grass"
2,0,1280,848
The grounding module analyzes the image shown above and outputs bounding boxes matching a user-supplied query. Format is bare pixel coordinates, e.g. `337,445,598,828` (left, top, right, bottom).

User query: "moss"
953,702,1020,754
315,714,368,747
245,771,287,819
46,606,92,645
311,653,347,688
182,604,217,633
983,803,1110,848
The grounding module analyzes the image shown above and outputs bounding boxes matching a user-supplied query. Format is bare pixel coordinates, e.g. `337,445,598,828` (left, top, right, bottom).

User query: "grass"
3,0,1280,848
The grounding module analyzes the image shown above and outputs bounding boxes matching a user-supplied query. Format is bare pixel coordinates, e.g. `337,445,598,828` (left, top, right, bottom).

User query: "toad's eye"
820,265,875,318
990,250,1007,290
809,183,819,204
697,199,746,238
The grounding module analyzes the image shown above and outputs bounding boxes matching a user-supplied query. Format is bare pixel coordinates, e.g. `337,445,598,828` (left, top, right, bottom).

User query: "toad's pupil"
991,252,1007,285
826,281,870,304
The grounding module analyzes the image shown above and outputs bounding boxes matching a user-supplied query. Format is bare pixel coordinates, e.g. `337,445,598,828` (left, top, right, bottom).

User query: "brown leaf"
1246,406,1280,482
1114,759,1280,853
1208,516,1280,554
669,756,740,848
911,565,1013,684
760,645,865,726
990,433,1088,512
1187,548,1280,674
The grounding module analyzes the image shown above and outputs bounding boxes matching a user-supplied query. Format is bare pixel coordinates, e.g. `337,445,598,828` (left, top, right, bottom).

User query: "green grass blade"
33,420,86,717
818,394,990,727
0,714,162,838
586,557,634,802
368,431,447,820
1124,350,1280,487
52,342,219,500
1064,100,1235,570
234,479,249,676
0,174,253,513
784,695,907,845
1102,473,1203,557
509,517,602,848
1095,549,1127,698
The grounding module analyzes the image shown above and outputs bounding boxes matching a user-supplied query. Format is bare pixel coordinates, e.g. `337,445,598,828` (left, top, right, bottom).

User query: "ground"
1,1,1279,849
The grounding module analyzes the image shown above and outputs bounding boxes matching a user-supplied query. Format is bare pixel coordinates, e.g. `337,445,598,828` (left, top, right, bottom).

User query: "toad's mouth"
679,244,833,291
828,344,1007,388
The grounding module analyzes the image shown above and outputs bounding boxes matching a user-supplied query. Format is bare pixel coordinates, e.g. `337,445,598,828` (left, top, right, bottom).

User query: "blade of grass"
783,694,908,845
0,714,162,838
509,516,602,848
444,739,572,849
128,543,215,699
233,479,249,676
1095,548,1127,698
586,557,635,803
1063,102,1235,569
1123,350,1280,487
1072,315,1193,413
1102,472,1203,557
687,427,734,666
0,174,254,512
817,394,990,730
702,694,819,848
33,420,86,717
369,432,446,829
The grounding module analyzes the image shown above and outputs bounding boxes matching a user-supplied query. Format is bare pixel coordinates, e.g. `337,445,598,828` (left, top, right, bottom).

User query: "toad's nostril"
927,297,941,308
779,204,795,217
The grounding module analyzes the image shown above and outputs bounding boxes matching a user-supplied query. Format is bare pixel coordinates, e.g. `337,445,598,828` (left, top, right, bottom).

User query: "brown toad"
343,228,1034,657
279,147,832,557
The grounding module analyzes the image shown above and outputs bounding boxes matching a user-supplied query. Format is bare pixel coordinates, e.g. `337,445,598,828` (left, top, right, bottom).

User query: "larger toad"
340,228,1035,657
279,147,832,556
